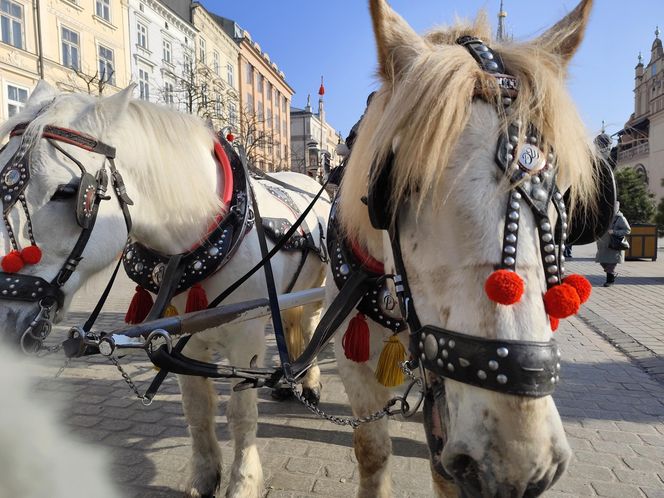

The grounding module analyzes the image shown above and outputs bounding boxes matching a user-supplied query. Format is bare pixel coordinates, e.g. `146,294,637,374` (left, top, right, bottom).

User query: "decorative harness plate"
123,141,251,295
327,198,405,332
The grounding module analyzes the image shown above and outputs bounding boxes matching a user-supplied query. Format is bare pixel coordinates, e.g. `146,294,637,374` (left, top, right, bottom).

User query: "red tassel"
342,312,370,362
485,269,524,305
186,284,208,312
544,283,580,319
125,286,154,324
549,316,560,332
21,245,42,265
562,274,592,304
2,250,24,273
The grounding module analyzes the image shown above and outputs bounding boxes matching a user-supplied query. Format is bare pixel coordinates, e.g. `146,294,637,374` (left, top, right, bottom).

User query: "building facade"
0,0,132,121
617,28,664,201
290,91,343,178
217,16,293,172
190,3,239,131
126,0,195,108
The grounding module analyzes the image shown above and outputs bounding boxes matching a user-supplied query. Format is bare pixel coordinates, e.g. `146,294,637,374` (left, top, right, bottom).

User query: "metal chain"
108,354,153,406
54,357,71,379
291,361,424,429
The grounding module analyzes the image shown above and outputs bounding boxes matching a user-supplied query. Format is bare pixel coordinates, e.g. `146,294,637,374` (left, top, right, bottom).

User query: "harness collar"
123,139,252,296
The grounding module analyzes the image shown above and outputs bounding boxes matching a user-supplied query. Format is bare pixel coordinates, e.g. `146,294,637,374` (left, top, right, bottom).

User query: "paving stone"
311,478,358,496
592,481,646,498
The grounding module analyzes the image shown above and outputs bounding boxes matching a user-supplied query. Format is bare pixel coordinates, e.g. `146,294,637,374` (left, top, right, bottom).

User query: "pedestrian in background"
595,202,631,287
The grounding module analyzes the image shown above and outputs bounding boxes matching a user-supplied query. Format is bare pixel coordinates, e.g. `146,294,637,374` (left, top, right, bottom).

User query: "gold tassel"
163,304,179,317
375,335,406,387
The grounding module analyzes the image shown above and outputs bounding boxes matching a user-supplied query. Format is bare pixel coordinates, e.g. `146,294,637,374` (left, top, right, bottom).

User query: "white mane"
0,91,222,251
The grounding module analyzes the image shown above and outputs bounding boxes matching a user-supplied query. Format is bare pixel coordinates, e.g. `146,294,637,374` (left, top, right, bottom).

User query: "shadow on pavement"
556,360,664,424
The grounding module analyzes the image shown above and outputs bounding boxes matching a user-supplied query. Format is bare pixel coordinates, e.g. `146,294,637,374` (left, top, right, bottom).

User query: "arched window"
634,163,649,184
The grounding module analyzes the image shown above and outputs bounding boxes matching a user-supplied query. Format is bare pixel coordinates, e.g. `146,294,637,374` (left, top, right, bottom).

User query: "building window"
1,0,23,49
162,39,171,63
256,73,263,93
213,50,219,75
201,83,208,106
227,63,234,87
164,81,174,105
266,81,272,100
229,102,237,127
61,26,80,70
138,68,149,100
215,94,222,115
282,96,286,113
266,108,272,128
257,101,263,120
183,53,192,76
137,22,147,49
199,37,206,64
283,119,287,134
98,45,115,84
246,93,253,113
245,63,253,85
6,83,27,117
95,0,110,22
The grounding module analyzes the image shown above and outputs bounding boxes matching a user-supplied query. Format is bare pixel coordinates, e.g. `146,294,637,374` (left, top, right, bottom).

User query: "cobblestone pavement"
25,250,664,497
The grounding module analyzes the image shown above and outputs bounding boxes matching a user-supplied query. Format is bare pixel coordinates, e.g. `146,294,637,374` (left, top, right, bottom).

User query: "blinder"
564,158,617,246
367,150,395,231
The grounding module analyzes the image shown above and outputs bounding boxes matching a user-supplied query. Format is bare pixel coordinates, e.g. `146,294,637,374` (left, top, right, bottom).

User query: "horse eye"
50,182,79,201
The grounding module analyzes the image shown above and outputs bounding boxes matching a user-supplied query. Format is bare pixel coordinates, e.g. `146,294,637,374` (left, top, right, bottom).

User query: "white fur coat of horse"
0,82,329,497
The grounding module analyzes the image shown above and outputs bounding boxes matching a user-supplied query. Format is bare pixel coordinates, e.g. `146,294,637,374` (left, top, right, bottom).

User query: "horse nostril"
447,453,480,483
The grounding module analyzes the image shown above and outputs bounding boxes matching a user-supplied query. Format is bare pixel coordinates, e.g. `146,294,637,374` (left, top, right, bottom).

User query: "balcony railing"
618,142,649,162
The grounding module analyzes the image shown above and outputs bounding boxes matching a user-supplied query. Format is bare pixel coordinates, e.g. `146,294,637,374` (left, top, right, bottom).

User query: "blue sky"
208,1,664,139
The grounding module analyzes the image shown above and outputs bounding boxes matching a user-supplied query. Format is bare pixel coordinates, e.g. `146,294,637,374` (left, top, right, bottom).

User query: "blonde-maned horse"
331,0,597,496
0,81,329,497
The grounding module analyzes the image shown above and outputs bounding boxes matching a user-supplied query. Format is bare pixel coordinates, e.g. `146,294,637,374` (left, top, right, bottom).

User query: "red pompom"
544,284,580,319
562,274,592,304
21,245,42,265
2,250,24,273
185,284,208,313
125,286,154,324
342,312,370,362
549,316,560,332
226,133,234,142
485,270,525,305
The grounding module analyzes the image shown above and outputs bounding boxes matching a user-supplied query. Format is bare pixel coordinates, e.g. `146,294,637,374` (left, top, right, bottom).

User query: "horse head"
0,82,135,349
340,0,597,495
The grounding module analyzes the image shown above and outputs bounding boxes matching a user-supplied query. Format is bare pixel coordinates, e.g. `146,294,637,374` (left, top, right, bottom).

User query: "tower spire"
497,0,507,42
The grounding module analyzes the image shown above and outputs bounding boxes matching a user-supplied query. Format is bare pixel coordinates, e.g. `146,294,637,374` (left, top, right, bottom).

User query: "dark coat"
595,211,631,264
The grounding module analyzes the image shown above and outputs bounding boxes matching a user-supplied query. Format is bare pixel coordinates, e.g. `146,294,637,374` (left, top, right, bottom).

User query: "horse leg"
335,340,393,498
431,466,458,497
224,323,265,498
298,302,323,404
179,338,223,498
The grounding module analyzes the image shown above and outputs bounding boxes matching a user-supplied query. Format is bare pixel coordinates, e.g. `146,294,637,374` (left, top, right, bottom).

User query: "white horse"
0,341,120,498
0,81,329,497
331,0,597,496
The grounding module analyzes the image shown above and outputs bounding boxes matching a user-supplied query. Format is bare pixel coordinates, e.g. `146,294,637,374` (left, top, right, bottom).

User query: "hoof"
270,386,294,401
302,385,321,406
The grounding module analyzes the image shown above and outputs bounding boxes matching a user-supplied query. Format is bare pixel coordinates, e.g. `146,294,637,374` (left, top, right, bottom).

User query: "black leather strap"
414,326,560,397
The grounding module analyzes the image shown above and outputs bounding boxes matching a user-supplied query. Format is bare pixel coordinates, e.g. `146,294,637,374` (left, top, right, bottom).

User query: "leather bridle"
0,123,132,352
366,36,564,398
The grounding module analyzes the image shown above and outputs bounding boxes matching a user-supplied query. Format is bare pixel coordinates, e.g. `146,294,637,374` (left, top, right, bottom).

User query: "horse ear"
535,0,593,67
27,80,57,107
96,84,136,125
369,0,427,81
